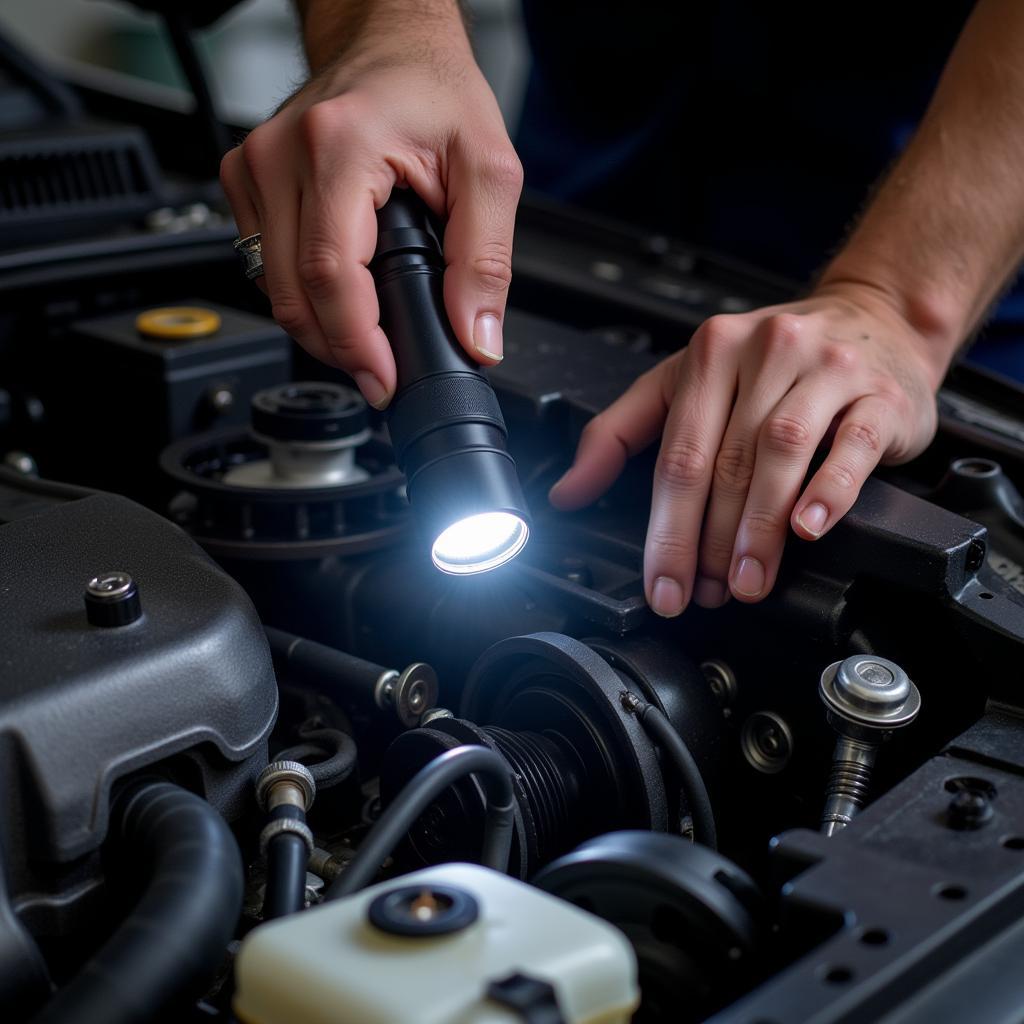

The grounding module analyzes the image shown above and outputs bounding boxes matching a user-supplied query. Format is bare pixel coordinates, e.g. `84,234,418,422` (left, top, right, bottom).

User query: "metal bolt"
84,571,142,627
701,660,737,708
207,385,235,413
947,788,993,830
560,555,593,588
86,572,134,600
818,656,921,836
619,690,644,715
741,711,793,774
380,663,439,729
307,847,346,882
3,451,37,476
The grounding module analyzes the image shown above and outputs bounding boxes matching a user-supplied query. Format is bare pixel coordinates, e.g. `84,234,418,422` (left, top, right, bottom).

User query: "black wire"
325,745,514,900
636,700,717,849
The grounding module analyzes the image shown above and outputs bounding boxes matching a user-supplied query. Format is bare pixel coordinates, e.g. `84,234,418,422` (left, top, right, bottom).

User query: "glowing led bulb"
431,512,529,575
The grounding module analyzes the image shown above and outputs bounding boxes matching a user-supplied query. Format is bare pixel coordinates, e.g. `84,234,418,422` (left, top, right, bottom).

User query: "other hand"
549,283,944,615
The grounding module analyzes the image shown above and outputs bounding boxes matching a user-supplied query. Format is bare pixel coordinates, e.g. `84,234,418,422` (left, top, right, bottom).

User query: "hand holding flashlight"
370,190,530,575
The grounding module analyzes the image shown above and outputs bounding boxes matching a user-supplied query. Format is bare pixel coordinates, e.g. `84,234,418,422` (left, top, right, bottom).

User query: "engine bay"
3,39,1024,1024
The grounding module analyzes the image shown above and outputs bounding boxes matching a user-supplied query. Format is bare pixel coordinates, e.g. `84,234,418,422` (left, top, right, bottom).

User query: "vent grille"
0,146,149,214
0,124,161,238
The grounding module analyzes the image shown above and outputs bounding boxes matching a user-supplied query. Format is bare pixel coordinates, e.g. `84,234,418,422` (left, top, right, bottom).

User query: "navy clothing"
516,3,973,282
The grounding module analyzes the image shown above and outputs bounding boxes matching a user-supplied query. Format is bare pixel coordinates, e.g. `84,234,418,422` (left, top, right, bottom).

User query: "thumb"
442,141,524,364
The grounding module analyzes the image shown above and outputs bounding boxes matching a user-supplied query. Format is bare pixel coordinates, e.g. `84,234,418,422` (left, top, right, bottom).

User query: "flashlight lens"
431,512,529,575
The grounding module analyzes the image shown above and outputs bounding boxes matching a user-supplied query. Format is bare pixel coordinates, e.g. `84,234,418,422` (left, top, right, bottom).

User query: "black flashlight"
370,189,530,574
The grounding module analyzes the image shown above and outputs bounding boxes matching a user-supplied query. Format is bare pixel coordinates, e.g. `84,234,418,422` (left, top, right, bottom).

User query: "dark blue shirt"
516,3,973,282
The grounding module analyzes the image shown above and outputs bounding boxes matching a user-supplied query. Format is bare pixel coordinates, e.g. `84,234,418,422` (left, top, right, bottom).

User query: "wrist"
300,0,469,73
816,257,966,389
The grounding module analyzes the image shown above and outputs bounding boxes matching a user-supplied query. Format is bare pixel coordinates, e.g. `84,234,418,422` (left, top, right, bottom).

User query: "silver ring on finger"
233,232,265,281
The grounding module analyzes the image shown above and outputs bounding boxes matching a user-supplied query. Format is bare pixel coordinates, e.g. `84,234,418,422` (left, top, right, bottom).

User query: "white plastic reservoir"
234,862,639,1024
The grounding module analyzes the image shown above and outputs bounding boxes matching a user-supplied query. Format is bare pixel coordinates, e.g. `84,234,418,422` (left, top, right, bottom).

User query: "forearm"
819,0,1024,385
295,0,469,72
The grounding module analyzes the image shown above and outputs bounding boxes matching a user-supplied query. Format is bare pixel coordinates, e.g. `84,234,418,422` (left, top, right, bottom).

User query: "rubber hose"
274,726,357,789
32,780,243,1024
325,745,514,900
263,833,308,921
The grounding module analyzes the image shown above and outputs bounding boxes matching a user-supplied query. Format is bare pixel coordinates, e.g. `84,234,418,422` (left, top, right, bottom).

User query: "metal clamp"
259,816,314,858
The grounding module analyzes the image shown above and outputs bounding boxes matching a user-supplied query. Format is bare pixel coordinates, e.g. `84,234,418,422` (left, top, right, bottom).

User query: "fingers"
220,147,267,294
791,395,896,541
725,371,865,602
548,356,680,511
694,316,804,607
297,174,397,407
442,140,524,365
643,324,741,616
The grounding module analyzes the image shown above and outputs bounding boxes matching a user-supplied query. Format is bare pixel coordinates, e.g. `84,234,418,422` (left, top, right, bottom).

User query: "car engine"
3,24,1024,1024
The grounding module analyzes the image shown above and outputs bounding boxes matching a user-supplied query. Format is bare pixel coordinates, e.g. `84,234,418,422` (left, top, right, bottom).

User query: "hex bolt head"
947,788,993,830
84,571,142,627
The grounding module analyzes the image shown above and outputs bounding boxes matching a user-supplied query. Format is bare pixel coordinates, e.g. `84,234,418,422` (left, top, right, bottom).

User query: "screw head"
393,664,439,728
84,571,141,627
947,789,993,830
86,572,134,600
207,385,235,413
3,451,37,475
741,711,793,774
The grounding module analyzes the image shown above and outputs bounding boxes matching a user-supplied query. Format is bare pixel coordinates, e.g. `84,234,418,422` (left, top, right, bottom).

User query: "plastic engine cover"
0,473,278,876
234,863,639,1024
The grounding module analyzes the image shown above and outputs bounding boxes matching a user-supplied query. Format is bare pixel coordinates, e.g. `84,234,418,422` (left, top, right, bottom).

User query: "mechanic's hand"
218,25,522,409
549,284,945,615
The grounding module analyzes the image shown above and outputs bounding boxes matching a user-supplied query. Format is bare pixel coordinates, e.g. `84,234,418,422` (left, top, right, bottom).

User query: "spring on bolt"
824,760,872,808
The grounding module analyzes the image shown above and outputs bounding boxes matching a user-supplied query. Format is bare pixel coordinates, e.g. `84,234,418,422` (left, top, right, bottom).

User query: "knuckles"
476,148,525,196
760,312,804,357
822,460,859,491
298,247,345,294
742,505,785,538
760,414,813,456
647,530,698,564
713,442,755,493
689,315,738,368
468,243,514,294
270,298,311,339
657,441,709,490
841,419,884,456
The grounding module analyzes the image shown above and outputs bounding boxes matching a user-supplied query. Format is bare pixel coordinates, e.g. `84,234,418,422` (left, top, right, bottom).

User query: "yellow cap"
135,306,222,340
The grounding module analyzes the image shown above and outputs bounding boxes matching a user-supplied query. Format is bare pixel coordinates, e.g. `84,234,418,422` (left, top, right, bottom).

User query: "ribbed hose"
32,780,243,1024
484,727,578,860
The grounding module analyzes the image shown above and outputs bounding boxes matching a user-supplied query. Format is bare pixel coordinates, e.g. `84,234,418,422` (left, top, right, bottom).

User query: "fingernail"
353,371,390,410
651,576,685,617
732,556,765,597
693,576,728,609
797,502,829,537
474,314,503,361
